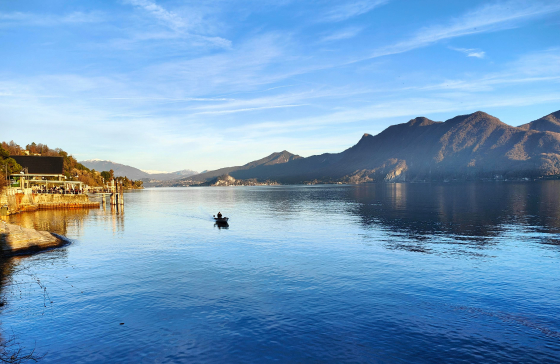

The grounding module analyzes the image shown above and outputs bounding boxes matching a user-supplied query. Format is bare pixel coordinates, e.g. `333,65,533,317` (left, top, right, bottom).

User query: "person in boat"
217,212,222,219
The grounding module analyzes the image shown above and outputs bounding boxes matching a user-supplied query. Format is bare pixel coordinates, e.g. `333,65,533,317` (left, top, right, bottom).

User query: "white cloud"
193,104,305,115
449,47,485,58
320,0,389,22
419,48,560,92
363,0,560,60
0,11,104,27
145,33,290,94
411,0,560,44
122,0,231,48
321,27,364,42
124,0,188,30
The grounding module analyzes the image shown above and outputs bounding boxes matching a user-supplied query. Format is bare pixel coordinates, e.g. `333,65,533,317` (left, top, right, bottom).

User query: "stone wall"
1,189,100,215
33,194,99,209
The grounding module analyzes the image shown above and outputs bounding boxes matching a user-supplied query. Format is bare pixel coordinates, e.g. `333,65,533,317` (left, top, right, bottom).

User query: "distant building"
11,156,64,175
8,156,87,192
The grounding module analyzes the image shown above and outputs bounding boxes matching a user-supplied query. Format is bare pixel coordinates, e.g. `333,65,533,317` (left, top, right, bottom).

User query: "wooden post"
110,179,116,205
119,181,124,206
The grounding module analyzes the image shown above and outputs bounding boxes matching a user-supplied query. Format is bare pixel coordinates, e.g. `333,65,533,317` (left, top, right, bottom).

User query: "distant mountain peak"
357,133,373,145
472,110,490,116
269,150,298,159
444,111,503,127
187,150,301,182
406,117,436,127
248,150,301,167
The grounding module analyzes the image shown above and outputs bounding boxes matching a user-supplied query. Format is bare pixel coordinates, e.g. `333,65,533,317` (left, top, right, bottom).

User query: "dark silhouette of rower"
217,212,222,219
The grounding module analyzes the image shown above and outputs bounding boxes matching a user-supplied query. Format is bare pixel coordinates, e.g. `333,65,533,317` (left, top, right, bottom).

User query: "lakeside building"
9,156,86,193
1,156,101,216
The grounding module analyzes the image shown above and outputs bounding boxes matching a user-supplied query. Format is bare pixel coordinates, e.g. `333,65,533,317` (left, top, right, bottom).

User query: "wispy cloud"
320,0,389,22
321,26,364,42
363,0,560,60
0,11,104,27
145,33,291,94
193,104,305,115
124,0,188,30
122,0,231,48
449,47,485,58
419,48,560,92
186,87,370,116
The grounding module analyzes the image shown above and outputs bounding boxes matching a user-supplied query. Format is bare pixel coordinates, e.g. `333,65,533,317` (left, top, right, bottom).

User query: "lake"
3,182,560,363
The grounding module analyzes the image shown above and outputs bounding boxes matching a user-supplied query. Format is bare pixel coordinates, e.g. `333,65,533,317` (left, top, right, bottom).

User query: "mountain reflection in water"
225,181,560,256
351,182,560,234
347,182,560,254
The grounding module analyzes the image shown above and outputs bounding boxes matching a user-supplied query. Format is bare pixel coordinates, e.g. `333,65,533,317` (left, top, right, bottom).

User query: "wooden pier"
88,180,125,208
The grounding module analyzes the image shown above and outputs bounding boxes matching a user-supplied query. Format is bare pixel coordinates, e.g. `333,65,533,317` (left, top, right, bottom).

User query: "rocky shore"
0,220,69,257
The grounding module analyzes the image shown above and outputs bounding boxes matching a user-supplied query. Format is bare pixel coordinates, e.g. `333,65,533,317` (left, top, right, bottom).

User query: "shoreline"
147,177,551,188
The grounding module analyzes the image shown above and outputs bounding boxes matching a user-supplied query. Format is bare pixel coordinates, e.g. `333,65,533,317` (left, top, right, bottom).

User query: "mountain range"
79,160,198,181
81,110,560,185
182,109,560,184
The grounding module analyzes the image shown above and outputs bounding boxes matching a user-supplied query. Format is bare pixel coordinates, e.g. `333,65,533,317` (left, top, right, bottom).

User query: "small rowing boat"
214,217,229,223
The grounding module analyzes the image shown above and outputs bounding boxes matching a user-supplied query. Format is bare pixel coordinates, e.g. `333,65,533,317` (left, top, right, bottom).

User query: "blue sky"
1,0,559,172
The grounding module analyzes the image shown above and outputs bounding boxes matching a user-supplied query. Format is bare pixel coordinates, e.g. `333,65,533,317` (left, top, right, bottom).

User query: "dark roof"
11,156,64,174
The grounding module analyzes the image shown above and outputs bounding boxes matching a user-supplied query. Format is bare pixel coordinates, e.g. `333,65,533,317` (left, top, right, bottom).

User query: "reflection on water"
350,182,560,235
6,205,125,237
0,183,559,363
345,182,560,255
220,181,560,256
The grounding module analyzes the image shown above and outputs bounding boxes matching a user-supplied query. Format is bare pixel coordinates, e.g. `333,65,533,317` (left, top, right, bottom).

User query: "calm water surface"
3,182,560,363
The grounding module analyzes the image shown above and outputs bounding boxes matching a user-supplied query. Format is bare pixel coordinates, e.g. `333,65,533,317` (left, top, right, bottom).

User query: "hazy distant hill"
187,110,560,184
146,169,199,181
80,160,198,181
518,111,560,133
188,151,301,182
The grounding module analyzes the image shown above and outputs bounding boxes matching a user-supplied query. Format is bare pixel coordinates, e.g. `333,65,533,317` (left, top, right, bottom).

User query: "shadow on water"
214,222,229,230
